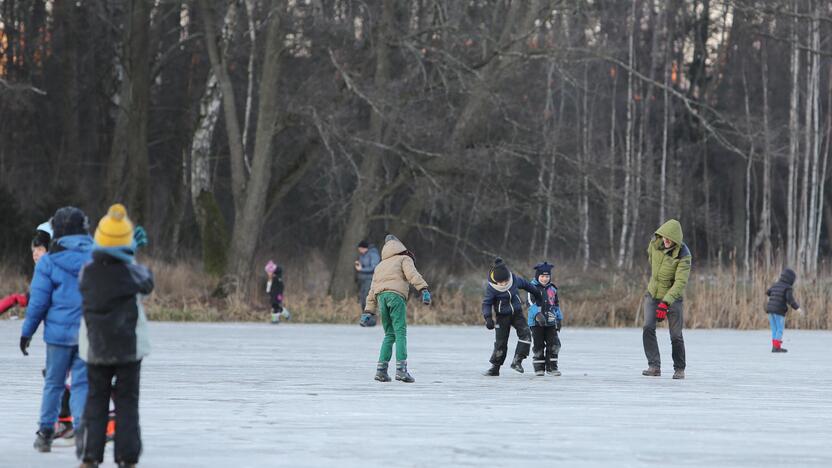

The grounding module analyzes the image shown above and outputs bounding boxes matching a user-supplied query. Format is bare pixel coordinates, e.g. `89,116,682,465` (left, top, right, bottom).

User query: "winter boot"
117,463,136,468
642,367,661,377
374,362,391,382
270,312,281,324
546,360,562,376
79,462,100,468
395,361,415,383
772,339,788,353
672,369,685,379
55,418,74,439
483,365,500,376
510,357,524,374
535,369,545,376
33,429,53,453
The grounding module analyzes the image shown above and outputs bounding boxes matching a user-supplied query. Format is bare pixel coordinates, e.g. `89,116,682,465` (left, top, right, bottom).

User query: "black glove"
20,336,31,356
556,319,562,332
484,316,495,330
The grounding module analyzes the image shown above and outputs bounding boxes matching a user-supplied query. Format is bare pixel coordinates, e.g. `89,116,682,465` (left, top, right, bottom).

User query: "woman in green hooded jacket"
642,219,691,379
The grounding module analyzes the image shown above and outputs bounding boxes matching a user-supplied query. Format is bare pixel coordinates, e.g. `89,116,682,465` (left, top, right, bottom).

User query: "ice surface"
2,321,831,467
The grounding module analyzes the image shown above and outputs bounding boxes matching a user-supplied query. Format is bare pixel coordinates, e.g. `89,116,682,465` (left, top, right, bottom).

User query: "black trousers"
531,326,560,372
489,312,532,366
80,360,142,464
643,294,686,370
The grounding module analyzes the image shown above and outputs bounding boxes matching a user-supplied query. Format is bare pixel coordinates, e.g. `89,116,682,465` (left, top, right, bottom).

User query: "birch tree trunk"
617,0,636,269
786,0,800,266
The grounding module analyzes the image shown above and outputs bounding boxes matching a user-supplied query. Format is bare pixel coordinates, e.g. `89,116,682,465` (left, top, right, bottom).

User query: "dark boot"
483,365,500,376
33,429,53,453
534,369,545,376
642,366,661,377
79,462,100,468
395,360,415,383
772,339,788,353
672,369,685,380
510,356,524,374
117,463,136,468
374,362,391,382
546,359,562,376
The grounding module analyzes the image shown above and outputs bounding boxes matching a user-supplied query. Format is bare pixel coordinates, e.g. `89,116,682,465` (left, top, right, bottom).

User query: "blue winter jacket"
482,273,542,318
22,234,94,345
526,280,563,327
356,246,381,281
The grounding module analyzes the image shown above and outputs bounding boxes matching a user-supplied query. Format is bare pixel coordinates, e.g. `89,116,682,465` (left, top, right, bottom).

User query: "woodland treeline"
1,0,831,299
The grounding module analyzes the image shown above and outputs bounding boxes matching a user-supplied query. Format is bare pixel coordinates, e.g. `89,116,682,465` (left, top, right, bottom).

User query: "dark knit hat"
31,229,51,249
51,206,89,239
357,240,369,249
534,261,553,278
490,257,510,283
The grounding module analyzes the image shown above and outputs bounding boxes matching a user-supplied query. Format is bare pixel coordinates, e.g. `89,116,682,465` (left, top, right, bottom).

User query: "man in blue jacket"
355,240,380,315
20,207,93,453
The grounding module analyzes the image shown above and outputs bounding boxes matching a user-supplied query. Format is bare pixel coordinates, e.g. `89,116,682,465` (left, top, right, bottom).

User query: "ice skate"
547,364,562,376
395,361,415,383
510,357,524,374
33,429,53,453
535,369,545,376
483,365,500,376
642,367,661,377
374,362,391,382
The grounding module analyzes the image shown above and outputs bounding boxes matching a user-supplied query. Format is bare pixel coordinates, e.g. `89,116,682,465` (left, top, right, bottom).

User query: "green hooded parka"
646,219,692,305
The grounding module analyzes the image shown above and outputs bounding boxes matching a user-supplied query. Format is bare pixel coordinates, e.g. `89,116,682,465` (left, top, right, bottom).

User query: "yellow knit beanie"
94,204,134,247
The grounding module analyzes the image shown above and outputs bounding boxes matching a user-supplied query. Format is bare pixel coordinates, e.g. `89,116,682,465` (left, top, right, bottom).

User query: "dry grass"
1,257,829,330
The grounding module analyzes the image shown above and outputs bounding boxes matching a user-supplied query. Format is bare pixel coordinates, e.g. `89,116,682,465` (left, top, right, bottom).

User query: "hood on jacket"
50,234,94,275
779,268,796,285
381,235,408,260
655,219,684,246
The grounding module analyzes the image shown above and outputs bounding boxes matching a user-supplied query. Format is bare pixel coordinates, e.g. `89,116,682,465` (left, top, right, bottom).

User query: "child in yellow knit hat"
77,204,153,467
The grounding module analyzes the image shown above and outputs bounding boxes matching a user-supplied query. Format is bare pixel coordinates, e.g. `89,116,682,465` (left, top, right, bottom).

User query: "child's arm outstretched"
515,276,543,305
481,287,495,329
401,256,431,305
785,287,801,312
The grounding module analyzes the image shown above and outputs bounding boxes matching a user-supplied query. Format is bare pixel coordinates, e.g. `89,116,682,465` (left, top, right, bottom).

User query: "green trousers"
377,292,408,362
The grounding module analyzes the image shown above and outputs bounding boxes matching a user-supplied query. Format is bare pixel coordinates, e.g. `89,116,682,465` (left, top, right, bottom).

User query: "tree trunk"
227,0,285,283
328,0,395,299
191,2,239,276
617,0,636,269
107,0,152,224
786,0,800,266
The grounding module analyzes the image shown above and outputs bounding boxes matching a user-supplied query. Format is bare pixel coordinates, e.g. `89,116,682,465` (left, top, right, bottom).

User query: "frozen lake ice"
1,321,831,467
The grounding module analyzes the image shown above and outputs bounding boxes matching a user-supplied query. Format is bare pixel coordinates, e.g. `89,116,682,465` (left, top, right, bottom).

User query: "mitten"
20,336,31,356
421,289,432,306
485,315,495,330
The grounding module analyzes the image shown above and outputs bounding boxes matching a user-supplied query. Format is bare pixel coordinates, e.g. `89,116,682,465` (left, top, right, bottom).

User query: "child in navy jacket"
482,258,542,376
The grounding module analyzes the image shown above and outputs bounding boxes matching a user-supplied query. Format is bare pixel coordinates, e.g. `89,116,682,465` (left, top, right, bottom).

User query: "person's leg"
545,327,558,372
512,312,532,360
39,344,73,434
551,328,561,370
489,315,511,366
531,326,546,373
358,279,371,312
642,294,661,370
389,294,408,362
772,314,785,348
378,294,395,363
69,347,88,429
79,364,114,464
668,300,686,371
113,361,142,465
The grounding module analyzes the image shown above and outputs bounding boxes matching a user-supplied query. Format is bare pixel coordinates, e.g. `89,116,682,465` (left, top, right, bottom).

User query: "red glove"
656,302,668,322
15,294,27,307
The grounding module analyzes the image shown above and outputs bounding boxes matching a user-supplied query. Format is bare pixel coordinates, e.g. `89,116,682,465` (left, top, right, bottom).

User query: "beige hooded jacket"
364,236,429,312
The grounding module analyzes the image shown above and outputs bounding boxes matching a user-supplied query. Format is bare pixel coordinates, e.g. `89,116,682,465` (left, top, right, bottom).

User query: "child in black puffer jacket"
765,268,802,353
